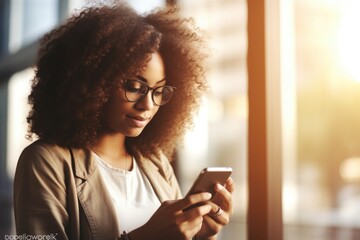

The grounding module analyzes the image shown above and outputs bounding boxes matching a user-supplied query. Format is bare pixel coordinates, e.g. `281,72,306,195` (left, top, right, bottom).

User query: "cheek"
151,106,160,117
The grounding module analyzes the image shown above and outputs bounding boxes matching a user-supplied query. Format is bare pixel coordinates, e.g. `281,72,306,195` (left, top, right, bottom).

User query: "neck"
91,133,131,170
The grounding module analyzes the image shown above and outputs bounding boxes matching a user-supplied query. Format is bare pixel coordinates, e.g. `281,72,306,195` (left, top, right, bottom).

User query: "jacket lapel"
70,148,120,240
135,152,178,202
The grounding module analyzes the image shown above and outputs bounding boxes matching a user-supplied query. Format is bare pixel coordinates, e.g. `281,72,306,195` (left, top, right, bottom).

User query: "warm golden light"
340,157,360,182
337,1,360,82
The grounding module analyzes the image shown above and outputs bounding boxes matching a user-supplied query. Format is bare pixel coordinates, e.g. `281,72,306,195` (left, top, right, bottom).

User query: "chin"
125,129,144,137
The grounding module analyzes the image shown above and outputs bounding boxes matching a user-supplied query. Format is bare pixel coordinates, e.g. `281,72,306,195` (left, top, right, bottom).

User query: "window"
177,0,248,239
6,68,33,178
284,0,360,239
9,0,58,53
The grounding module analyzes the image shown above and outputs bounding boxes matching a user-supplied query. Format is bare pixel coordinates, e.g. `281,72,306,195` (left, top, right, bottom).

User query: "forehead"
131,76,166,84
138,52,165,85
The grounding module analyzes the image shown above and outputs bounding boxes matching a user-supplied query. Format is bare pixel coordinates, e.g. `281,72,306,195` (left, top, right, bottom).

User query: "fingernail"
216,184,224,191
205,192,212,199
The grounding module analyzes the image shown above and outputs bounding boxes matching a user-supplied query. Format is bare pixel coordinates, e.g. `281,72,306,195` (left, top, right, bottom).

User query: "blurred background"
1,0,360,239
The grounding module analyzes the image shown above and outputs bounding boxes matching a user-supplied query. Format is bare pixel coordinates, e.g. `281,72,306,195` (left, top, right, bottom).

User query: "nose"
134,91,155,110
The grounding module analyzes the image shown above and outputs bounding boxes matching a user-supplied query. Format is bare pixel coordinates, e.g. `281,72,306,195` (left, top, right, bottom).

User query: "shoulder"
21,140,69,155
17,140,72,172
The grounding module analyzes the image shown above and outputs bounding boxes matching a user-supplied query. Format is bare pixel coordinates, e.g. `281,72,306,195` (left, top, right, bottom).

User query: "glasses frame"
124,79,176,106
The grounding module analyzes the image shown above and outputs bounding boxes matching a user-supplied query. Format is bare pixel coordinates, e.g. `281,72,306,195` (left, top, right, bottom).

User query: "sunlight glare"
337,1,360,82
340,157,360,182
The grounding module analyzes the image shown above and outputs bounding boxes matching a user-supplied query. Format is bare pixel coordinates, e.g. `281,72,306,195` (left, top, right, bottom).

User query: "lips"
126,114,151,128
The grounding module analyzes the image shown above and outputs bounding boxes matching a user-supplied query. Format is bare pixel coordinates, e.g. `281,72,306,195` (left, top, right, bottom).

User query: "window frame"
247,0,287,239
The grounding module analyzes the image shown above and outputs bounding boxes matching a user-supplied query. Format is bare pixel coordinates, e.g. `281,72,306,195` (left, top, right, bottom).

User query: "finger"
183,203,212,219
207,202,229,225
180,215,205,240
216,184,232,201
215,184,232,202
225,177,235,193
202,214,227,236
179,204,212,238
161,192,211,213
204,212,229,227
213,184,233,212
178,192,211,211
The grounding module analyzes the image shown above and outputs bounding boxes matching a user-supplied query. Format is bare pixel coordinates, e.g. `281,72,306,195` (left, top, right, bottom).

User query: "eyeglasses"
124,79,176,106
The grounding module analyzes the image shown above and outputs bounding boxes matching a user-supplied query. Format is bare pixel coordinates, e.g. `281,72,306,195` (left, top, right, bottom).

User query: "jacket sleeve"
13,142,70,239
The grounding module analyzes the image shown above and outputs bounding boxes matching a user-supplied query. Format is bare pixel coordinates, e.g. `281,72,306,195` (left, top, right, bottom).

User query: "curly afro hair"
27,2,209,159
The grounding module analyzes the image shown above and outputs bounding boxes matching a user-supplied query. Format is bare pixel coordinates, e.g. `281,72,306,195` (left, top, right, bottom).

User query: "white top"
94,153,161,233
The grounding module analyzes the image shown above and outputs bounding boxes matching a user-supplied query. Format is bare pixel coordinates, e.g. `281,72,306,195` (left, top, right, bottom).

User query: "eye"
126,85,141,93
153,88,164,97
126,80,146,93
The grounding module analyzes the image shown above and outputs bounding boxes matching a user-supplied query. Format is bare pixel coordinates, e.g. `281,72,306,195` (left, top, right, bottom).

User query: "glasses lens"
125,80,147,101
152,86,174,106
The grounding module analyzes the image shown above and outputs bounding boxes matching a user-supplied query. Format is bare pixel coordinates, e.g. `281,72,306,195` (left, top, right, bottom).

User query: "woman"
13,2,234,240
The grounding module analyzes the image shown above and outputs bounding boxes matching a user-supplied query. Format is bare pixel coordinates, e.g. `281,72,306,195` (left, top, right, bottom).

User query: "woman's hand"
129,192,213,240
196,177,235,239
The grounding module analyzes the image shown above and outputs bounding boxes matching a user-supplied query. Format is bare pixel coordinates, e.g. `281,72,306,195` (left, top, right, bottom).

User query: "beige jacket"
14,140,182,240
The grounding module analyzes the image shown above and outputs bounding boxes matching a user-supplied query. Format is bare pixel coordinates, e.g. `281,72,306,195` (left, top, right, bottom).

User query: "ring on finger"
210,206,223,217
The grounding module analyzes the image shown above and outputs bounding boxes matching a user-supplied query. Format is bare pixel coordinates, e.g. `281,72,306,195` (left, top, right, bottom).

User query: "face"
102,52,166,137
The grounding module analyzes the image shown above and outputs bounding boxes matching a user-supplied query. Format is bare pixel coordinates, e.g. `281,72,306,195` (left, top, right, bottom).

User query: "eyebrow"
136,75,166,84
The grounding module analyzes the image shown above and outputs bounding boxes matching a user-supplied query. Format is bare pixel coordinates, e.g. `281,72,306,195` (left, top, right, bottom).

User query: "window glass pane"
9,0,58,52
23,0,58,45
128,0,165,12
68,0,165,14
284,0,360,239
68,0,86,12
177,1,248,239
7,68,33,178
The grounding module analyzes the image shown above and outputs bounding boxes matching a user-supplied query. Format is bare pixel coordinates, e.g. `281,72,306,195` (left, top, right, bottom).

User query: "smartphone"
185,167,233,198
